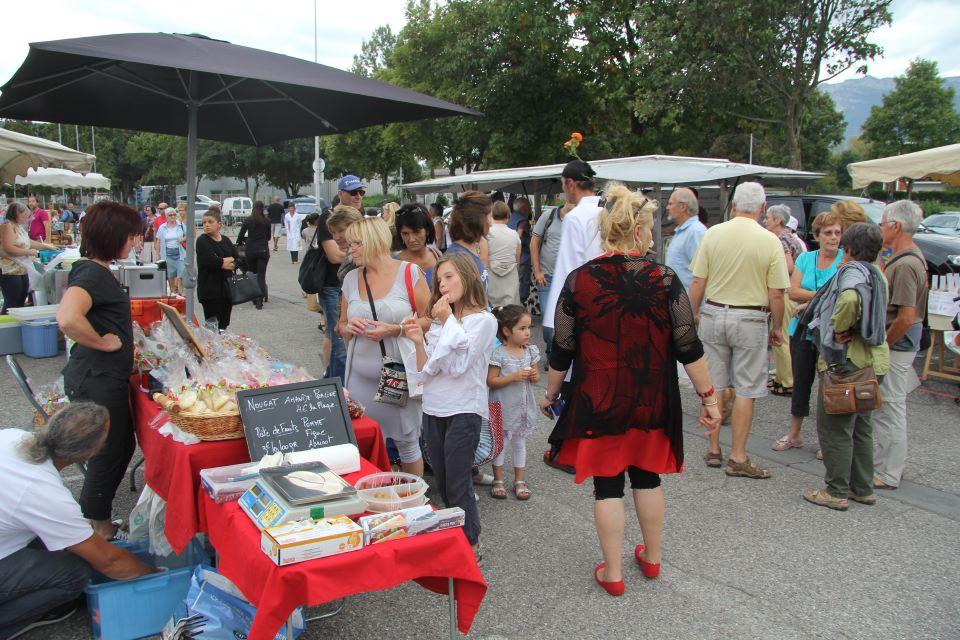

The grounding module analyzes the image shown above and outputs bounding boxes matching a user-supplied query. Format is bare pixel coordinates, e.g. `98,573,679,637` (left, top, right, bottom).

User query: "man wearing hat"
541,160,603,334
337,175,365,213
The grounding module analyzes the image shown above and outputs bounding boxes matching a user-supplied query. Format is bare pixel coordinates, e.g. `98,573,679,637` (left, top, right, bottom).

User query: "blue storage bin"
0,322,22,356
85,540,200,640
21,319,58,358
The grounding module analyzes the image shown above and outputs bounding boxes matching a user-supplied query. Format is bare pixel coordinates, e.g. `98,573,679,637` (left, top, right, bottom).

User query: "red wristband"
696,385,715,399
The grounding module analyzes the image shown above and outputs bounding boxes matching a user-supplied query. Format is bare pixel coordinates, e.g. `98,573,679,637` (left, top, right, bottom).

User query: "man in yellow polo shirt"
689,182,790,479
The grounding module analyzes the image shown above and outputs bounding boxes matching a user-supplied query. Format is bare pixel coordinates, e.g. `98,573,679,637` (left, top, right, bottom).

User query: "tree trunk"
785,101,803,169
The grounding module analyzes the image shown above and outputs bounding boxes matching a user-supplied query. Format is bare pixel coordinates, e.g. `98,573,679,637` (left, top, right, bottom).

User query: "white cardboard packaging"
260,515,364,566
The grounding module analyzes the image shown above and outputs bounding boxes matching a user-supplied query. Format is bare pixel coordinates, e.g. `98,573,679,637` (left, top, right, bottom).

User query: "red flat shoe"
594,563,625,596
634,545,661,579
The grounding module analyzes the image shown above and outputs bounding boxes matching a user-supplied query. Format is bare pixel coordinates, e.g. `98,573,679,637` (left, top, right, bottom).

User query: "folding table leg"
304,599,346,621
448,577,458,640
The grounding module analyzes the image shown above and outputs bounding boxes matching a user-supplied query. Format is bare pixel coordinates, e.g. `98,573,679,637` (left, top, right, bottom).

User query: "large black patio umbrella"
0,32,480,317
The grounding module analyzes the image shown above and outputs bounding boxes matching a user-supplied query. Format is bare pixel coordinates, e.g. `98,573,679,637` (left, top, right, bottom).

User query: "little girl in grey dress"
487,305,541,500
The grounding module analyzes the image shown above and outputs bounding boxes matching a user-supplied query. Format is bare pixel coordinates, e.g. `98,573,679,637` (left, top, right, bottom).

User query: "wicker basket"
166,410,245,441
152,392,244,441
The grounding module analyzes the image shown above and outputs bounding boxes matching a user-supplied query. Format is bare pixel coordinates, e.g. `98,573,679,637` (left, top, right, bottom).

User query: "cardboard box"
260,515,363,566
360,506,465,545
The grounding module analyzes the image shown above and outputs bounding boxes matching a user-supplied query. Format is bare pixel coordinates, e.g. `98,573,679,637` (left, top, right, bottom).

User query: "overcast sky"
0,0,957,89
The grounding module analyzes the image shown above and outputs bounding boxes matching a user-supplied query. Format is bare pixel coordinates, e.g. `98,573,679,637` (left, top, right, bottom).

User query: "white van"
222,196,253,225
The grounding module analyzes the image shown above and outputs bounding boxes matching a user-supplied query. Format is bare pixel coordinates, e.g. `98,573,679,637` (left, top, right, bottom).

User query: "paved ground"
3,242,959,640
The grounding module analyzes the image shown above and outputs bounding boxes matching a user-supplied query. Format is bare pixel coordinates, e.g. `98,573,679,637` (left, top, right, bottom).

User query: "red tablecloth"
198,460,487,639
130,383,391,553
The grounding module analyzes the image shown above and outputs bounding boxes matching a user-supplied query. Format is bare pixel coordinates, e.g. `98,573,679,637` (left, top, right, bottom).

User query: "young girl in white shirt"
402,253,497,564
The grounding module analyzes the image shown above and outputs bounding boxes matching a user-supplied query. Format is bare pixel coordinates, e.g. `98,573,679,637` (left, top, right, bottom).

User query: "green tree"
260,138,314,197
572,0,891,168
387,0,593,173
861,59,960,157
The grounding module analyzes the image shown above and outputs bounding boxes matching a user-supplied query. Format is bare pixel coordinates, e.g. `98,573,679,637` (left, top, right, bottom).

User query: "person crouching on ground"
0,403,156,639
402,254,498,566
538,184,721,596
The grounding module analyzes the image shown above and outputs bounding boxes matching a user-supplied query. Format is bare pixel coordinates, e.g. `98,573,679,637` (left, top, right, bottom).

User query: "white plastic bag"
129,485,175,557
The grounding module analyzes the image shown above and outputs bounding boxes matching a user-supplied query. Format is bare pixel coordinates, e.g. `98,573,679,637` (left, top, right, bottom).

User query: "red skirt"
555,428,683,484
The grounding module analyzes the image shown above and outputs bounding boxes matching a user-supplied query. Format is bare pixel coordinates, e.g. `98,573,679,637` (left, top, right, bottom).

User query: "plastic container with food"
353,471,429,513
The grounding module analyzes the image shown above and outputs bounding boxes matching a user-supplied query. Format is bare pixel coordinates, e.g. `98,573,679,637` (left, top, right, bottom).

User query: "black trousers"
423,413,482,545
290,251,299,263
593,466,661,500
0,546,91,639
64,373,135,521
790,333,819,418
0,273,30,313
245,248,270,303
200,298,233,331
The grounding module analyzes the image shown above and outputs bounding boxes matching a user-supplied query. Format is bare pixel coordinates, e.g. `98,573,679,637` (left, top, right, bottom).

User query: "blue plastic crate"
85,541,196,640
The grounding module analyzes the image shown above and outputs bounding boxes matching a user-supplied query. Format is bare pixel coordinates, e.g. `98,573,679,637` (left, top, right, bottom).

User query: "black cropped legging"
593,466,661,500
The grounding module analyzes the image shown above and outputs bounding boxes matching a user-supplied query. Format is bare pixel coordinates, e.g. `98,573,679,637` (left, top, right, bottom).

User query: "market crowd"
0,158,935,637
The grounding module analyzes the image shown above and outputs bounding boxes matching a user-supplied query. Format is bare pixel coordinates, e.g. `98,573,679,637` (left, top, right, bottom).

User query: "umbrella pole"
184,76,199,321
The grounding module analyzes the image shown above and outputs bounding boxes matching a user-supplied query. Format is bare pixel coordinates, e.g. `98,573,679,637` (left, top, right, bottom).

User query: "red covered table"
198,460,487,640
130,383,390,553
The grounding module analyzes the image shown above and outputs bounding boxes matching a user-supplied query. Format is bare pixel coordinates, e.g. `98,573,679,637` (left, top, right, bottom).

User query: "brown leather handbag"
822,366,884,415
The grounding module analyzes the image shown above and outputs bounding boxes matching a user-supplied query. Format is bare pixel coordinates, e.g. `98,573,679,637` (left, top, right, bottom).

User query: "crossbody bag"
364,265,411,407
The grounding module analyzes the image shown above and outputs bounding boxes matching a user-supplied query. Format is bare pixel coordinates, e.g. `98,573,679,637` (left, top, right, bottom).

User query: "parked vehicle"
766,194,960,281
179,194,220,206
222,196,254,225
920,212,960,237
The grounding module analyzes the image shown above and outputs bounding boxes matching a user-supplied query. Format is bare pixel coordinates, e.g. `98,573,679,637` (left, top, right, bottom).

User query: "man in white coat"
541,159,603,474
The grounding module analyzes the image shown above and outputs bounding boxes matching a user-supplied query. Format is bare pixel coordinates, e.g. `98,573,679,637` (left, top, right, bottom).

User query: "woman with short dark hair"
237,200,271,309
798,222,890,511
445,191,491,290
56,201,141,540
394,203,439,286
196,209,240,331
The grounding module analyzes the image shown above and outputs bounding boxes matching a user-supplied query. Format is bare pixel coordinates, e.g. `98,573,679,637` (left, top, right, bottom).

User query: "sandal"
513,481,531,501
473,543,484,568
873,476,897,490
725,457,771,479
847,491,877,505
769,382,793,396
772,435,803,451
703,450,723,468
489,480,507,500
473,473,495,486
803,488,849,511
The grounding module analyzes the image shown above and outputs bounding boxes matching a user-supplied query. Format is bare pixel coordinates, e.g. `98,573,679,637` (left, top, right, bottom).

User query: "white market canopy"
402,154,825,195
0,127,95,184
14,166,109,189
847,143,960,189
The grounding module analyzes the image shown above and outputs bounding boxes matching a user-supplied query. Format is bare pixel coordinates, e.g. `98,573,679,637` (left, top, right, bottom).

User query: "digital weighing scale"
239,462,367,530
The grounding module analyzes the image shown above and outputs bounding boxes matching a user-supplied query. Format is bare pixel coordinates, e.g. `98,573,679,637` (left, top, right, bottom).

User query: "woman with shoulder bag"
196,209,240,332
338,217,432,476
237,201,271,309
799,222,890,511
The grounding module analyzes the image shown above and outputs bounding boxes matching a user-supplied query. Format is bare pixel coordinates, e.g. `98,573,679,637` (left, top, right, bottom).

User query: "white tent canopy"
402,154,825,195
847,143,960,189
13,166,109,189
0,127,95,184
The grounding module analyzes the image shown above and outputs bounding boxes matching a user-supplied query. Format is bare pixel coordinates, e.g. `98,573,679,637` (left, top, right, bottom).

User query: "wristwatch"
544,391,560,402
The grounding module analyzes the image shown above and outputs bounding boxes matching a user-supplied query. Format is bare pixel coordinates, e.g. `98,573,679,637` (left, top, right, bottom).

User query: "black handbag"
362,268,409,407
298,225,327,294
227,271,262,305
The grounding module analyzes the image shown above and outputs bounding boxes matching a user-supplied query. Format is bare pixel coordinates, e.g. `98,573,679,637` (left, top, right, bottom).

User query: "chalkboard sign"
236,378,356,462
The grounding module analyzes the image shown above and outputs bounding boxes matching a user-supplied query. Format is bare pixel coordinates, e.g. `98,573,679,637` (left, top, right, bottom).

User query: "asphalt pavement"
2,243,958,640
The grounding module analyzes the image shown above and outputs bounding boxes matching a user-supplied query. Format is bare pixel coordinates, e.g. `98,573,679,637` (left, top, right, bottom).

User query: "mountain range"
821,75,960,144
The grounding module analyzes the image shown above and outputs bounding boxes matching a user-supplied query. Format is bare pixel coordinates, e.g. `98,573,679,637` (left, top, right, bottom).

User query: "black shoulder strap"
361,268,388,359
542,207,558,237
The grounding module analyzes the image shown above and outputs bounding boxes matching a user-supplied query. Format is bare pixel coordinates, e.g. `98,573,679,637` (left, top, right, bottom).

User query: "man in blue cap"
337,175,365,212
